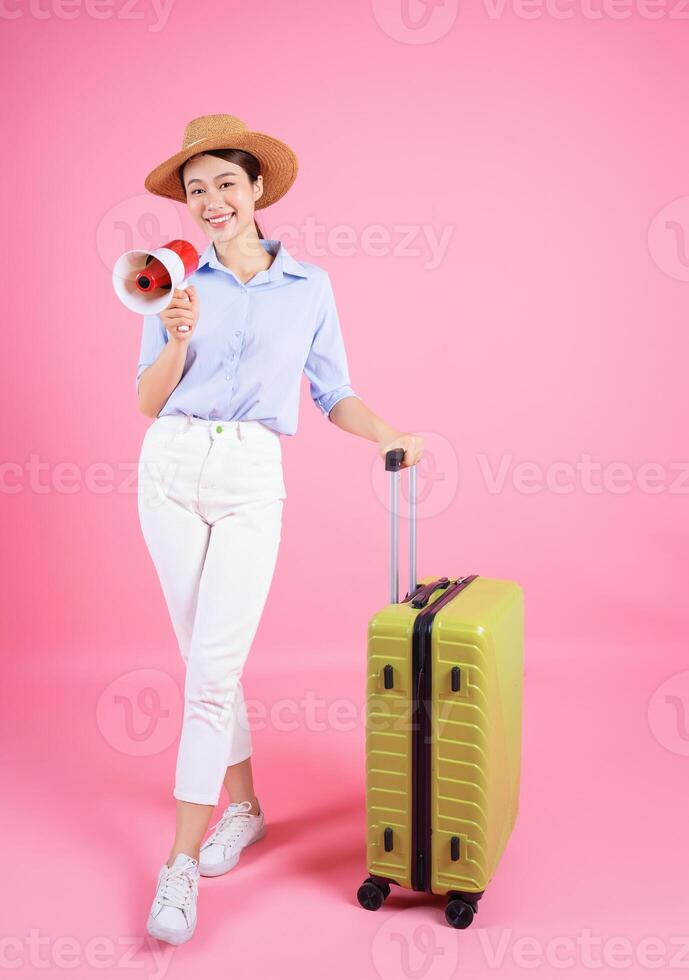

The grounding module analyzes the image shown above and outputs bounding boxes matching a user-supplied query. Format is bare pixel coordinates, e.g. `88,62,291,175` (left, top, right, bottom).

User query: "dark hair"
179,149,265,240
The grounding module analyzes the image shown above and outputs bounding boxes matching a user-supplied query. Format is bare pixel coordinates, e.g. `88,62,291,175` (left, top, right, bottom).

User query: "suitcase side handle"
385,449,417,603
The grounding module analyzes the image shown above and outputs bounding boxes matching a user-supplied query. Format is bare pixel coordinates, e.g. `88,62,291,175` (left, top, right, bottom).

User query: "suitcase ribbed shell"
364,575,523,897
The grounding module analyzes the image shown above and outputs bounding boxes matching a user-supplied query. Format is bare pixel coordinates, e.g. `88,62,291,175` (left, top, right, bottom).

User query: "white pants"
137,414,286,806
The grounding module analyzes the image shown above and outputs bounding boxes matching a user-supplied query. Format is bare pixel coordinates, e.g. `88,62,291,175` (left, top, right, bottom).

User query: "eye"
189,181,235,196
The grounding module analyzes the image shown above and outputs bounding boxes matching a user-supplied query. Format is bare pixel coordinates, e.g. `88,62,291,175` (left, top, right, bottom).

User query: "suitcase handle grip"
385,449,417,603
410,576,451,608
385,448,405,472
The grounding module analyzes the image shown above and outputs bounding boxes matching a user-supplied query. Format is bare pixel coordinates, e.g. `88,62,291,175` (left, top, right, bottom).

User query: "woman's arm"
328,396,424,467
137,287,199,418
138,341,188,418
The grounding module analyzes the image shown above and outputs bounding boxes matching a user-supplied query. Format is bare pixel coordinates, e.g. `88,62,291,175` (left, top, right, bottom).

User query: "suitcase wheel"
444,897,476,929
356,878,391,911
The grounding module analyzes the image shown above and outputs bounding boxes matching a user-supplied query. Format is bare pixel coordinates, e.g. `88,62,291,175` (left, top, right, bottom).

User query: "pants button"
216,425,223,433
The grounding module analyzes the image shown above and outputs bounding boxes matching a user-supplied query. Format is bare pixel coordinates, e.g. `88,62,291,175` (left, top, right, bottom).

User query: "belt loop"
236,420,243,443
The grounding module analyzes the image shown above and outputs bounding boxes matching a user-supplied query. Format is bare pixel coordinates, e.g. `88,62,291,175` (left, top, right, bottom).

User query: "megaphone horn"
112,239,199,318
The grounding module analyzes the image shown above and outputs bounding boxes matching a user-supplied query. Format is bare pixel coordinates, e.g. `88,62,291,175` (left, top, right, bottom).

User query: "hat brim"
144,131,298,209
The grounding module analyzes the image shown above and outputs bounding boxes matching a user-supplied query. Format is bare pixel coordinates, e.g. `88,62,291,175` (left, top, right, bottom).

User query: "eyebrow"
186,172,240,187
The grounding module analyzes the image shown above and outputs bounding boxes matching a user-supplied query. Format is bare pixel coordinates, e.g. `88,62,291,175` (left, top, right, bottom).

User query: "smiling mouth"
206,212,236,226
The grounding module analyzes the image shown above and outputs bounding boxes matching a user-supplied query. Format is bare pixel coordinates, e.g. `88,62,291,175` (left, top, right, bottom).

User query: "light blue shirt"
136,238,359,436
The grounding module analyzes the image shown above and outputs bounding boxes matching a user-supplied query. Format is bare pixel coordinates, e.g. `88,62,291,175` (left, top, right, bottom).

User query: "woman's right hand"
161,286,199,343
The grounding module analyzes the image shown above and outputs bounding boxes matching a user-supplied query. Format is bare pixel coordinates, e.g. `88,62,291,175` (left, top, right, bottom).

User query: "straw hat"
144,114,298,208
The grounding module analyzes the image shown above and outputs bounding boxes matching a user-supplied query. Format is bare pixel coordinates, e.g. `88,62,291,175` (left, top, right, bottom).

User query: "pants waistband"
154,415,280,444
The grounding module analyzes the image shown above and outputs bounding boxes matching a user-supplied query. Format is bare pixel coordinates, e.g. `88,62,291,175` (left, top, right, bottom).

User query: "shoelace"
205,801,255,846
159,859,197,909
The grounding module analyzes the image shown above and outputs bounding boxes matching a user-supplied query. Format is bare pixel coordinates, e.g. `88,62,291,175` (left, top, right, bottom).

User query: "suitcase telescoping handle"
385,449,417,603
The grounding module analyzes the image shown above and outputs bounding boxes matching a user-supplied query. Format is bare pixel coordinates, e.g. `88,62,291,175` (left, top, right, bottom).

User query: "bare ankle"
226,795,260,816
237,796,260,816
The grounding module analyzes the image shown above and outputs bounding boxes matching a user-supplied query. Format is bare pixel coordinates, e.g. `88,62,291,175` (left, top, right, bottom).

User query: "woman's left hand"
378,432,425,468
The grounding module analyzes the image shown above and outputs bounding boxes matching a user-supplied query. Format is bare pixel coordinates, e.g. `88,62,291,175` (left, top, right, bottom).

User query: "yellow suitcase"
357,449,524,929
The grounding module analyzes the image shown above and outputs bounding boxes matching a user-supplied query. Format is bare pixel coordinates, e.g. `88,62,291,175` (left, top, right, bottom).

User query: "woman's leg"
167,683,259,864
138,494,270,859
137,440,211,672
139,419,282,865
138,433,217,866
173,495,283,814
220,679,260,814
165,757,260,867
167,802,214,864
223,758,259,815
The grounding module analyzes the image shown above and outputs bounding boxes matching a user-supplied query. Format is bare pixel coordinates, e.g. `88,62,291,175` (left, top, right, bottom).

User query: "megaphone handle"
177,278,190,332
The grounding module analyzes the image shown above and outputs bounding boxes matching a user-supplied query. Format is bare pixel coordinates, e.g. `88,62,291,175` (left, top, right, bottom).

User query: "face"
183,153,264,244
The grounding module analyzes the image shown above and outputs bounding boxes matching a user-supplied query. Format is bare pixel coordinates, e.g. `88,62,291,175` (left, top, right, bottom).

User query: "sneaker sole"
198,825,266,877
146,914,196,946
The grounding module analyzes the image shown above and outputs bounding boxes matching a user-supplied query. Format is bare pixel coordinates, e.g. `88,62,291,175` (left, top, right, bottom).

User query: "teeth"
208,213,235,225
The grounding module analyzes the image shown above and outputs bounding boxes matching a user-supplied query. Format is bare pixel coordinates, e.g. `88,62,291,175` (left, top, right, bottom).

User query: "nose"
206,191,228,211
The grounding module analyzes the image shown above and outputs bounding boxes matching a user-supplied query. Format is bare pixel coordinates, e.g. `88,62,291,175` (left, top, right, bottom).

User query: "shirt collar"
196,238,309,281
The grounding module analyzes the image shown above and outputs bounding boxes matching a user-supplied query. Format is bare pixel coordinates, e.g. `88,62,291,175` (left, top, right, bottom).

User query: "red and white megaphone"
112,239,199,331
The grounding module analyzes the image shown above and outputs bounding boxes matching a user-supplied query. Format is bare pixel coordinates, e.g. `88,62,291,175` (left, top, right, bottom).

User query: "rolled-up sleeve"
136,313,167,394
303,272,359,418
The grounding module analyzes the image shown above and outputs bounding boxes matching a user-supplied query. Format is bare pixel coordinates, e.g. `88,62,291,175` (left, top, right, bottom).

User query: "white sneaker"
198,800,266,877
146,852,199,945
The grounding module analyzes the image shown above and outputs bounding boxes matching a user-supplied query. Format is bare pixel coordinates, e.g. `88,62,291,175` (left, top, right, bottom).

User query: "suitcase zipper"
410,574,479,892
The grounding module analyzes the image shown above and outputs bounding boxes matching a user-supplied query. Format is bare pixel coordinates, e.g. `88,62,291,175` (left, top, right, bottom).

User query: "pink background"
3,1,688,976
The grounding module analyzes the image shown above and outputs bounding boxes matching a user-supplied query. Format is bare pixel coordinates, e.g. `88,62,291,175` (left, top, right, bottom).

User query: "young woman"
136,114,424,945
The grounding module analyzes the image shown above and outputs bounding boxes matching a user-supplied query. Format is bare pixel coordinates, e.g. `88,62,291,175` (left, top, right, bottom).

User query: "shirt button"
234,330,240,336
226,375,230,381
216,425,223,433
